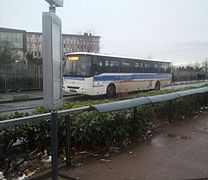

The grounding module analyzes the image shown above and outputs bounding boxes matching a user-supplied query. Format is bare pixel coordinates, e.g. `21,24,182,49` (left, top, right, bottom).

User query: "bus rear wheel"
155,81,160,90
106,84,116,97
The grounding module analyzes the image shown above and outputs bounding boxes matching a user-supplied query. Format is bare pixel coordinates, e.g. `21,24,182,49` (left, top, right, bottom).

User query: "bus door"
92,57,105,95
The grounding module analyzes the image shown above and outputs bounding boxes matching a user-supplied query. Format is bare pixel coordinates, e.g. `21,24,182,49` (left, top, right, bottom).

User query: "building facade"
0,27,100,62
0,27,26,62
62,33,100,54
26,32,42,59
26,32,100,59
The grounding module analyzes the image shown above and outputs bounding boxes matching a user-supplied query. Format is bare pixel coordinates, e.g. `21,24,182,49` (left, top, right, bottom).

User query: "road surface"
0,95,83,114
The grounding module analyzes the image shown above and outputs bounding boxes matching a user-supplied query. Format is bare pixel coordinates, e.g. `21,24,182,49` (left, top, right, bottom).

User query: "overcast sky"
0,0,208,65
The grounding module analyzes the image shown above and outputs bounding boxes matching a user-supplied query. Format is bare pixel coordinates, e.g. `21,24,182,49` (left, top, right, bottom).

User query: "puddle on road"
197,127,208,133
164,133,191,140
150,137,165,147
150,133,191,148
164,133,177,138
180,136,191,140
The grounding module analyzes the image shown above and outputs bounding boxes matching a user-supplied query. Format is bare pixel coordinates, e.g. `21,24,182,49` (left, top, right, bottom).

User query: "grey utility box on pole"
42,11,63,110
45,0,63,7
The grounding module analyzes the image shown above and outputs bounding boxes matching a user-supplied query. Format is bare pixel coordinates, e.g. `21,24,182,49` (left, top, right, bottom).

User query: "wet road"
60,111,208,180
0,99,43,114
0,95,83,114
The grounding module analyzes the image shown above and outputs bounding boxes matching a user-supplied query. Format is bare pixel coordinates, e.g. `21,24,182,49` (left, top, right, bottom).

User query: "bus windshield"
64,55,91,77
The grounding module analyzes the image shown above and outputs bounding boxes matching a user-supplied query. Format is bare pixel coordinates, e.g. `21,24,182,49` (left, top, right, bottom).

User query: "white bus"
63,52,172,96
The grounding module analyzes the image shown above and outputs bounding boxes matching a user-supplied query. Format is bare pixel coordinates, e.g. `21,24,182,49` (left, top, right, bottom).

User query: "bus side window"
92,56,103,75
133,62,140,73
153,63,159,73
143,63,149,73
134,62,145,73
104,60,110,72
166,63,171,73
158,63,162,73
148,62,155,73
109,60,120,73
160,63,167,73
121,61,132,73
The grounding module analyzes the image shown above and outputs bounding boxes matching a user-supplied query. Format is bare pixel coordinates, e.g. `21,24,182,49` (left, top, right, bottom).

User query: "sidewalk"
0,90,43,103
173,79,208,85
58,112,208,180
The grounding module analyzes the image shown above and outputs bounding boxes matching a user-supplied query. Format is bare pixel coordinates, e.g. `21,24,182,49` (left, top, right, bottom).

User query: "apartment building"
27,32,100,59
0,27,27,61
0,27,100,62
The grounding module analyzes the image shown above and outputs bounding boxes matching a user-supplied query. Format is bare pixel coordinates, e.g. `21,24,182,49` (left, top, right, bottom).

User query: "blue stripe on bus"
94,74,171,81
64,74,171,81
64,77,85,81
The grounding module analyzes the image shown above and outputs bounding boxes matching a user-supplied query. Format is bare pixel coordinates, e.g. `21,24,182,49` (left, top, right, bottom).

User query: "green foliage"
63,99,110,109
33,106,48,114
26,52,42,65
135,86,201,98
26,53,33,61
70,110,133,148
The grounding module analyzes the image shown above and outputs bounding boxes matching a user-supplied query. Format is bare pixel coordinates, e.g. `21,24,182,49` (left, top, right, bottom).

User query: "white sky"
0,0,208,65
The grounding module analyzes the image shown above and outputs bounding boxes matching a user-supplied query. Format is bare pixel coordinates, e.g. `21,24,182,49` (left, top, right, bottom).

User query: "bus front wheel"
106,84,116,97
155,81,160,90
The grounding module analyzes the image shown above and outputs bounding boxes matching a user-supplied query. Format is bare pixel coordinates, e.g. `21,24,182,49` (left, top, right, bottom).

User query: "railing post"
51,111,58,180
65,114,72,167
134,107,137,122
205,93,208,107
1,75,6,92
168,100,172,123
133,107,138,134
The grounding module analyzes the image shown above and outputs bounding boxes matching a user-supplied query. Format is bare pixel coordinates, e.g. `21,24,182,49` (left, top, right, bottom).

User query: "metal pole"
205,93,207,107
49,5,56,13
133,107,137,134
38,65,41,90
65,114,72,167
2,75,6,92
168,101,172,123
4,75,6,92
51,111,58,180
133,107,137,122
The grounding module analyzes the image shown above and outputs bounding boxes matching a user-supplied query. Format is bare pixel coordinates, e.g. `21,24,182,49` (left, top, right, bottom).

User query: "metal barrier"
0,87,208,180
91,87,208,112
0,64,43,92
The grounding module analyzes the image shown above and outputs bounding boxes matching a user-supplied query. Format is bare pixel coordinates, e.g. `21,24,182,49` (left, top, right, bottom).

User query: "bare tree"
202,58,208,72
77,32,100,53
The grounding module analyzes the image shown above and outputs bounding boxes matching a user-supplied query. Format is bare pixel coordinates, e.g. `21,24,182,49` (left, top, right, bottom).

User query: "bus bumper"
63,86,87,95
